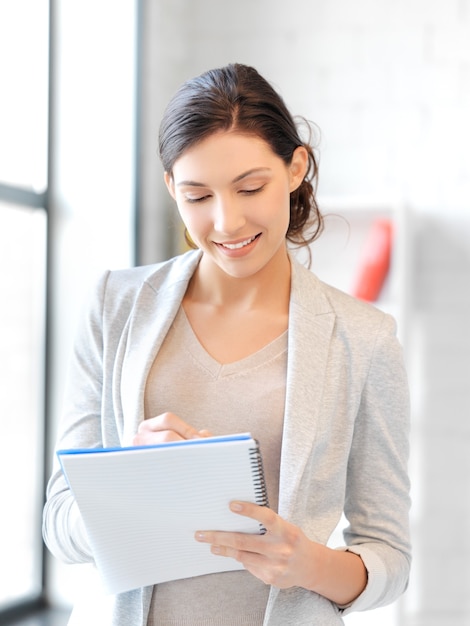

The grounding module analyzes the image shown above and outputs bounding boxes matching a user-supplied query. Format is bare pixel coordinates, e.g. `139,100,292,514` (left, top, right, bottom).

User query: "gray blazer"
43,250,411,625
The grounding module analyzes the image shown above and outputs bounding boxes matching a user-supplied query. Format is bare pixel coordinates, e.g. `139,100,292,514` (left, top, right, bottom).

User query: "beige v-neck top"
145,306,287,625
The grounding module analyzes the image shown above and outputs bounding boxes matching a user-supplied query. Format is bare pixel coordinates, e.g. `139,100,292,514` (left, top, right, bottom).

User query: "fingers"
195,528,264,561
195,504,306,588
195,502,276,554
132,412,213,446
229,501,276,529
201,501,276,539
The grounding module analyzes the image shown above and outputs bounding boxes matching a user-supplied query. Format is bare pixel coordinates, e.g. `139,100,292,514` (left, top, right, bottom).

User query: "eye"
184,194,211,204
239,185,265,196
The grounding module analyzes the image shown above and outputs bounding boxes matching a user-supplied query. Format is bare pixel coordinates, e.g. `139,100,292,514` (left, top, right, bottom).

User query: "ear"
288,146,309,192
164,171,176,200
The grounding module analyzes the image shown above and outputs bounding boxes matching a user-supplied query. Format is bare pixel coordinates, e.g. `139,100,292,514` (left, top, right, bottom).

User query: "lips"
218,234,260,250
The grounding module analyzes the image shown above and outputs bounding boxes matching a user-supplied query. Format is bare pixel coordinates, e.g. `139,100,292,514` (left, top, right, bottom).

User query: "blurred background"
0,0,469,624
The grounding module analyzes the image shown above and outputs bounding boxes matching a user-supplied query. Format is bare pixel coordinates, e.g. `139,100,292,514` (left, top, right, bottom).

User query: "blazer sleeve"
42,271,111,564
342,312,412,613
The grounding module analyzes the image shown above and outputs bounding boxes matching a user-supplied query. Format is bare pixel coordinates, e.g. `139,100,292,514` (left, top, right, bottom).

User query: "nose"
213,195,246,235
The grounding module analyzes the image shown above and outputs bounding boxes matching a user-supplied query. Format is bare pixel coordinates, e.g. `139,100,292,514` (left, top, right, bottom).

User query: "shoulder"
105,249,201,292
325,278,396,335
98,250,201,304
84,250,202,323
292,257,393,320
290,257,398,345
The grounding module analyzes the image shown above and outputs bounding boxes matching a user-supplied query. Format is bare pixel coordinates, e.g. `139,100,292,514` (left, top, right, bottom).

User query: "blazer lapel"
278,261,336,522
117,252,202,445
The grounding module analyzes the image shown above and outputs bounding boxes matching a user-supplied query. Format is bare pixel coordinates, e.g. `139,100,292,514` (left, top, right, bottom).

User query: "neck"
187,247,291,312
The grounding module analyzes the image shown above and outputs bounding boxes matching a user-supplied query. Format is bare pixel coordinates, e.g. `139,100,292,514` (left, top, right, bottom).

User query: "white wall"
139,1,470,625
140,0,470,232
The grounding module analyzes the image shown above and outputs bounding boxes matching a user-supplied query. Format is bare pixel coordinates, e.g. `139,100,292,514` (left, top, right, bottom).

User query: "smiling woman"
162,131,306,362
165,132,306,279
43,63,411,626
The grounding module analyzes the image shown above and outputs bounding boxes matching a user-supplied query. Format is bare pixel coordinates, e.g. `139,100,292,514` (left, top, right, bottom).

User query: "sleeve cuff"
335,545,387,614
70,501,94,561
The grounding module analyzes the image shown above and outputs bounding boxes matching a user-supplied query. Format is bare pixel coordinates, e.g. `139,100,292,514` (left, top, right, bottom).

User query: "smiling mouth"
218,234,260,250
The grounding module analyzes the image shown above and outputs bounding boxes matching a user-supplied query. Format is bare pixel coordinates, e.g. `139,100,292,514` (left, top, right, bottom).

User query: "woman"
43,63,411,625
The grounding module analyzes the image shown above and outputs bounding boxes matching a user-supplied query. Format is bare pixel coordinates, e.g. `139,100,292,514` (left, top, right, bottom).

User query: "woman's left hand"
195,501,318,590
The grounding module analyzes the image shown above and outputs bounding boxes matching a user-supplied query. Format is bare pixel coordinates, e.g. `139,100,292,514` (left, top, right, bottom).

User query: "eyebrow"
176,167,272,188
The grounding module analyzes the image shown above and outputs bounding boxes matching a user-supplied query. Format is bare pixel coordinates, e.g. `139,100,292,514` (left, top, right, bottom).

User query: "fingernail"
230,502,243,512
195,532,206,541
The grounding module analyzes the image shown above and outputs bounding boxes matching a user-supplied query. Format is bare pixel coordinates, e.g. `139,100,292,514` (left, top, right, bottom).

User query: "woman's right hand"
132,412,213,446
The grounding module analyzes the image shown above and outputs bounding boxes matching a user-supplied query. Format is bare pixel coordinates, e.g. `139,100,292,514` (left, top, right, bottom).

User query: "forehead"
172,131,283,182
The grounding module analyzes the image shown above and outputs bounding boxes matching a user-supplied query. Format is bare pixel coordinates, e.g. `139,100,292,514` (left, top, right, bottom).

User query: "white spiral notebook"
57,433,268,594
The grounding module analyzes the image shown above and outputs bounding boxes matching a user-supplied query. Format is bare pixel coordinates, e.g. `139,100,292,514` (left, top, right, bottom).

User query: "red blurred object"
352,218,393,302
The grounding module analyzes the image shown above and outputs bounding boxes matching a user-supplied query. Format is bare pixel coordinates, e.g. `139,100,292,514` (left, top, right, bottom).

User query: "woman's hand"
132,412,212,446
195,501,318,589
195,501,367,605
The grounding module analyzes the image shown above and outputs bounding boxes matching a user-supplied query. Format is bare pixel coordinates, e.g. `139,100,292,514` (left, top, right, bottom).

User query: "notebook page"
58,435,266,594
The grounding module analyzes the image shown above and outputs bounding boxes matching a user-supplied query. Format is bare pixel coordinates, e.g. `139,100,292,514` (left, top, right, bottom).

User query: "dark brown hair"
159,63,323,249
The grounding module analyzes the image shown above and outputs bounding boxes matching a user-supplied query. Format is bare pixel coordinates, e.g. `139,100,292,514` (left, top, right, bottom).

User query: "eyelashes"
240,186,265,196
183,185,266,204
185,195,210,204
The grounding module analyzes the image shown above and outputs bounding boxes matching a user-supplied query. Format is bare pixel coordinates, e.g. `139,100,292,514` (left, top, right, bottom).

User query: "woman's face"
165,131,307,281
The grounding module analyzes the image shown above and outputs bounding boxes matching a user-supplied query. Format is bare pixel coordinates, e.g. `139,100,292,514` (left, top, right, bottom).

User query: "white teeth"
221,235,257,250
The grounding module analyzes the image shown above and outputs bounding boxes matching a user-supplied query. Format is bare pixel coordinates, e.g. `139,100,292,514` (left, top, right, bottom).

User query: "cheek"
269,186,291,223
276,195,292,237
177,206,207,240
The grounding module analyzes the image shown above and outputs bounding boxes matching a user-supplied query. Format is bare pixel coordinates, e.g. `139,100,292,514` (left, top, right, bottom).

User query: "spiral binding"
249,441,269,535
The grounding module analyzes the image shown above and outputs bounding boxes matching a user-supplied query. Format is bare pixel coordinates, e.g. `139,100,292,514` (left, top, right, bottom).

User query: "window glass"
0,0,49,191
0,202,46,608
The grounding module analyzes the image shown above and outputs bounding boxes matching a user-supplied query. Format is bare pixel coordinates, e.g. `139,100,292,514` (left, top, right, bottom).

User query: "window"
0,0,50,613
0,203,47,609
0,1,49,192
